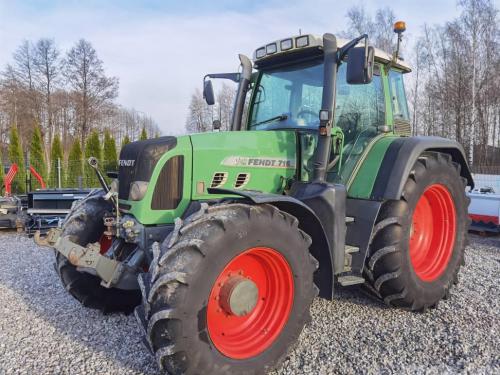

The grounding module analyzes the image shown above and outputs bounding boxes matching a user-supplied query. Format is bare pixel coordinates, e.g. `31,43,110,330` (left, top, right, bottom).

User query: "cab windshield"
248,60,386,141
249,60,323,130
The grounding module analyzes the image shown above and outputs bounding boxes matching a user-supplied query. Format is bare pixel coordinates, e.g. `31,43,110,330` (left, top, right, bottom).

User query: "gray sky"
0,0,463,135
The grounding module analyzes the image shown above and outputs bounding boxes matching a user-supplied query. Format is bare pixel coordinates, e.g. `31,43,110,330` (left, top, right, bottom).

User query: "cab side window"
335,64,385,145
388,70,410,121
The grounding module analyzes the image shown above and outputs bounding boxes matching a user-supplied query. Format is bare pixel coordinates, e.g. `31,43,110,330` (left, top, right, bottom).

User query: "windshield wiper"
252,114,288,127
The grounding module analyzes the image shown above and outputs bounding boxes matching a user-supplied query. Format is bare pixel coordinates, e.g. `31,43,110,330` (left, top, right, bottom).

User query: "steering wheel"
297,108,317,119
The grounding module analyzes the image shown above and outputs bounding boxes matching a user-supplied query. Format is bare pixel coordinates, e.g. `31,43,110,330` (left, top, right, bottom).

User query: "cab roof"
253,34,412,73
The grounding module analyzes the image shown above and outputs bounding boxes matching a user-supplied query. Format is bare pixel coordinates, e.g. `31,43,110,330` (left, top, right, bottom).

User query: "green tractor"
37,25,473,375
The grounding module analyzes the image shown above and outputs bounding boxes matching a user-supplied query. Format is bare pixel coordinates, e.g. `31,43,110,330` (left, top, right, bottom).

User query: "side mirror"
203,79,215,105
212,119,221,130
346,46,374,84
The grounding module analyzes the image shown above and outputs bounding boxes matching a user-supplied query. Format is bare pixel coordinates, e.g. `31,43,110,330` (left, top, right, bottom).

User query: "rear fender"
371,136,474,200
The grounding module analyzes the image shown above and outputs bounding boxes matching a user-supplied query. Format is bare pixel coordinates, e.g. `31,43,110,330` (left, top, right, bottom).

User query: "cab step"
338,275,365,286
343,245,360,272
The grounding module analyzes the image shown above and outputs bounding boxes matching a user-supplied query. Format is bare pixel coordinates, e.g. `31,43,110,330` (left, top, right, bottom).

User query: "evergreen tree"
103,130,118,173
121,134,131,148
84,130,102,188
49,135,64,188
8,126,25,194
140,126,148,140
29,124,47,189
65,139,83,188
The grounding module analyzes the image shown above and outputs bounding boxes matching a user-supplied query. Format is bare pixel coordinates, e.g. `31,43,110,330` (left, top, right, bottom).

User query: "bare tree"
343,6,396,52
13,40,36,90
185,83,237,133
216,83,235,131
373,7,396,52
63,39,119,144
33,38,60,144
185,89,212,133
10,40,42,137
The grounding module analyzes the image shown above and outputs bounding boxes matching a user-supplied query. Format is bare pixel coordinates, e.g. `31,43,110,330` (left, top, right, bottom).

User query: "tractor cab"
204,33,412,185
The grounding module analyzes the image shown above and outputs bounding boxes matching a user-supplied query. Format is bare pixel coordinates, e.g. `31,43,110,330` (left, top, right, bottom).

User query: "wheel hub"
219,276,259,316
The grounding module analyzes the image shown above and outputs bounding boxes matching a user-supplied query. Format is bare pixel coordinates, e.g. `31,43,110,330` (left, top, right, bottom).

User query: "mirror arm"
338,33,368,62
203,72,240,82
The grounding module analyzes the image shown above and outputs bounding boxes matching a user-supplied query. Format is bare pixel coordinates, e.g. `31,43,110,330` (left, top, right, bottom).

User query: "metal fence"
472,173,500,193
2,159,116,193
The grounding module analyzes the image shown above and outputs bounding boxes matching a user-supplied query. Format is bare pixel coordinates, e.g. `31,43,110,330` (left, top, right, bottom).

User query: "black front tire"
136,203,318,375
55,189,141,314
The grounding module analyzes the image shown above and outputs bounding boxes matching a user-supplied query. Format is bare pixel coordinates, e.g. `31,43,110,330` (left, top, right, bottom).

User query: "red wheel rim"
207,247,294,359
409,184,456,281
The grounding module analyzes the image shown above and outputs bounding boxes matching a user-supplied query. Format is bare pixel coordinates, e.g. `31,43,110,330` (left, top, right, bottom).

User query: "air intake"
234,173,250,189
211,172,228,188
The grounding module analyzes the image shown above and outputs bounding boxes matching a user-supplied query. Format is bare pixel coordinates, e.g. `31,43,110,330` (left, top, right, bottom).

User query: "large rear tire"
364,152,469,311
55,189,141,314
136,203,318,375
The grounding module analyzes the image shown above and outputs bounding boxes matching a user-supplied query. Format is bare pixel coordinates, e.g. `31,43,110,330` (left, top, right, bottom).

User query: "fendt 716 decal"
221,156,295,169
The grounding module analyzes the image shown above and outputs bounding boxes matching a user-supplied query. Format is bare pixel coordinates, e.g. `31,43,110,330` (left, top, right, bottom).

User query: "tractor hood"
118,131,298,225
190,130,297,200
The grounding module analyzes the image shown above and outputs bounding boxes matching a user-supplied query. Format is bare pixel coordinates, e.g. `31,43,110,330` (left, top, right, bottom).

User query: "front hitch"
35,227,143,290
34,228,61,247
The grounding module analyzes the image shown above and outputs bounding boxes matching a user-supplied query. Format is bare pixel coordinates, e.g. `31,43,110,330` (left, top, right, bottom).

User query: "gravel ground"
0,232,498,375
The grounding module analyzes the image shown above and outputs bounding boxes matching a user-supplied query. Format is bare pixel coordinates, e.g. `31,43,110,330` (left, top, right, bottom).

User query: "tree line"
0,121,150,193
185,0,499,172
0,38,160,192
408,0,499,172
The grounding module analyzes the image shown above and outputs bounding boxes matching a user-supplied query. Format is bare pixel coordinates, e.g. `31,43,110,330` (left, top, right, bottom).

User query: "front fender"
208,187,334,299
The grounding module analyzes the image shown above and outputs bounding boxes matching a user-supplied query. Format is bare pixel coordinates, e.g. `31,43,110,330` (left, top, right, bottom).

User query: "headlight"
255,47,266,59
280,38,293,51
129,181,149,201
295,35,309,48
266,43,277,54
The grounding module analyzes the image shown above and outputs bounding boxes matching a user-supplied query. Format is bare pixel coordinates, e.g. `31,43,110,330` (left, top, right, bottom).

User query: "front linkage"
35,158,150,294
36,227,148,289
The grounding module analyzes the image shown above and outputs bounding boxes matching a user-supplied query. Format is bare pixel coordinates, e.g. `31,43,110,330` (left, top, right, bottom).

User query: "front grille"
151,156,184,210
118,137,177,200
